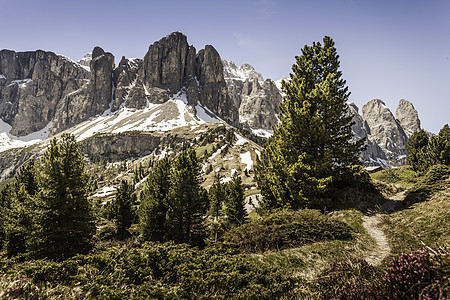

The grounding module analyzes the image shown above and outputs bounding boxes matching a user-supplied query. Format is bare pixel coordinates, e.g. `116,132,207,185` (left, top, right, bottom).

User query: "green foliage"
34,133,95,260
407,124,450,172
207,174,247,244
402,164,450,207
139,157,171,242
256,36,365,211
221,209,353,253
223,174,247,227
0,242,298,299
406,129,430,172
109,179,136,236
0,160,39,258
140,150,208,246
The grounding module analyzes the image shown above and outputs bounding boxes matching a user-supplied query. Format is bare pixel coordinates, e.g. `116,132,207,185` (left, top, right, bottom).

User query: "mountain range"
0,32,423,180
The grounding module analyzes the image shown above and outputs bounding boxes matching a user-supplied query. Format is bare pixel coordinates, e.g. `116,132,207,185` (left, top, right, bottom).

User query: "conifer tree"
406,125,450,172
140,150,208,246
428,124,450,166
406,129,430,172
167,150,208,245
256,36,364,210
110,179,136,236
223,174,246,227
207,175,226,243
34,133,94,260
139,157,171,242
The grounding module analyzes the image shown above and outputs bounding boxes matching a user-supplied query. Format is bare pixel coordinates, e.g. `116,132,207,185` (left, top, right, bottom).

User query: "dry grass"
382,185,450,255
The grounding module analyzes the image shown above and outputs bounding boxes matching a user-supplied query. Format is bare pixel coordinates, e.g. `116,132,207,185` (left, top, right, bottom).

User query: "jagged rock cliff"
52,47,115,133
0,50,89,136
348,99,421,166
0,32,425,170
223,60,281,129
395,99,421,138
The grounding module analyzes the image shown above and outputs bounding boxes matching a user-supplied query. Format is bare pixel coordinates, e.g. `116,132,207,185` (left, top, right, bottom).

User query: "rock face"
346,99,411,166
348,102,386,164
52,47,115,133
0,32,426,170
395,99,421,138
223,60,281,129
0,50,89,136
112,32,238,124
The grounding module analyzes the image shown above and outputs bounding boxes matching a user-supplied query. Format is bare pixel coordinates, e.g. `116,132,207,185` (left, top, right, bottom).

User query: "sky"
1,0,449,133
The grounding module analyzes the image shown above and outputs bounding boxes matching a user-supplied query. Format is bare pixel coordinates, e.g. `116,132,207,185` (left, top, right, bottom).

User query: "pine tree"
207,175,226,243
110,179,136,237
406,129,430,172
406,125,450,172
0,160,39,257
139,157,171,242
428,124,450,166
167,150,208,245
139,150,208,246
256,36,365,210
223,174,246,227
35,133,94,260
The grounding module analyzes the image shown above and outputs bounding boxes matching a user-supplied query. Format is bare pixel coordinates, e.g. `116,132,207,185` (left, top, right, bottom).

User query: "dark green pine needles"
256,36,365,211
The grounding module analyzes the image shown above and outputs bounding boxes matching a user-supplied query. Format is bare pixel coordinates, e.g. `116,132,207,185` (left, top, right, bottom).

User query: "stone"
0,49,90,136
362,99,407,162
52,46,114,133
395,99,421,138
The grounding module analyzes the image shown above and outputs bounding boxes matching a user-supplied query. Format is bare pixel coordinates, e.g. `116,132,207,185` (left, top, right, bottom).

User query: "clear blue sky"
1,0,449,133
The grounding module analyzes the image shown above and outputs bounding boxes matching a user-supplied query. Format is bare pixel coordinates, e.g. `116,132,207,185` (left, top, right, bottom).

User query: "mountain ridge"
0,31,425,178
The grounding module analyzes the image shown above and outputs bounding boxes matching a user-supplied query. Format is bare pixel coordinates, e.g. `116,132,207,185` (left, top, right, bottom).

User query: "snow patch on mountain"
67,91,223,142
0,119,52,152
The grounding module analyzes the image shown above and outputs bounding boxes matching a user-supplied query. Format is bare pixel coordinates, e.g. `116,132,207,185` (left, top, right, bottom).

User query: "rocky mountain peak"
222,60,264,82
78,53,92,68
361,99,407,163
0,49,90,136
395,99,420,138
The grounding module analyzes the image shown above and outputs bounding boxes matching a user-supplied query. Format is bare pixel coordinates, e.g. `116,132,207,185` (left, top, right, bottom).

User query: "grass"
382,185,450,255
372,165,450,256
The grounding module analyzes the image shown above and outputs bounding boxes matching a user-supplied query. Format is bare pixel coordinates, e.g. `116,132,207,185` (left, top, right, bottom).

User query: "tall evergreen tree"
406,125,450,172
139,157,171,242
256,36,365,210
406,129,430,172
166,150,208,245
34,133,94,260
140,150,208,246
223,174,246,227
110,179,136,237
428,124,450,166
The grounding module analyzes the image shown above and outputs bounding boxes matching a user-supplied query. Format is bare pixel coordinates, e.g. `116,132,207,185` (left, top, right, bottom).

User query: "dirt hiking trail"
362,190,406,266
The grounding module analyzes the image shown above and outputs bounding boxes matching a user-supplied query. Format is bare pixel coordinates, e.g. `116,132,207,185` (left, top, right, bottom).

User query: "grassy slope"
373,166,450,256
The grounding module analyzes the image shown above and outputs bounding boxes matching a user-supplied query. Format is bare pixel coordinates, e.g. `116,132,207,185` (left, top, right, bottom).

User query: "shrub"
318,258,383,299
319,246,449,299
384,246,449,299
221,209,354,253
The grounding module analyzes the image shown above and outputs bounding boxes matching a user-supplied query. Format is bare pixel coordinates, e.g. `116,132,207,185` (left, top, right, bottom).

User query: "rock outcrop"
112,33,238,124
395,99,421,138
0,50,89,136
355,99,407,165
223,60,281,129
52,47,114,133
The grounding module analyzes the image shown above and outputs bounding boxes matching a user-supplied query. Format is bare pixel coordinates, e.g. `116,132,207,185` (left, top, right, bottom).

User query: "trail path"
362,190,406,266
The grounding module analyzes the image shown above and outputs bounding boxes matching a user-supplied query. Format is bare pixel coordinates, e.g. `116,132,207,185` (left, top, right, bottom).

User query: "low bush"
221,209,354,253
1,242,298,299
319,246,449,299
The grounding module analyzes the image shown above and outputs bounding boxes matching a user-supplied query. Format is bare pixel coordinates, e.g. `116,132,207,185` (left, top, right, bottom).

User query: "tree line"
0,135,247,259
